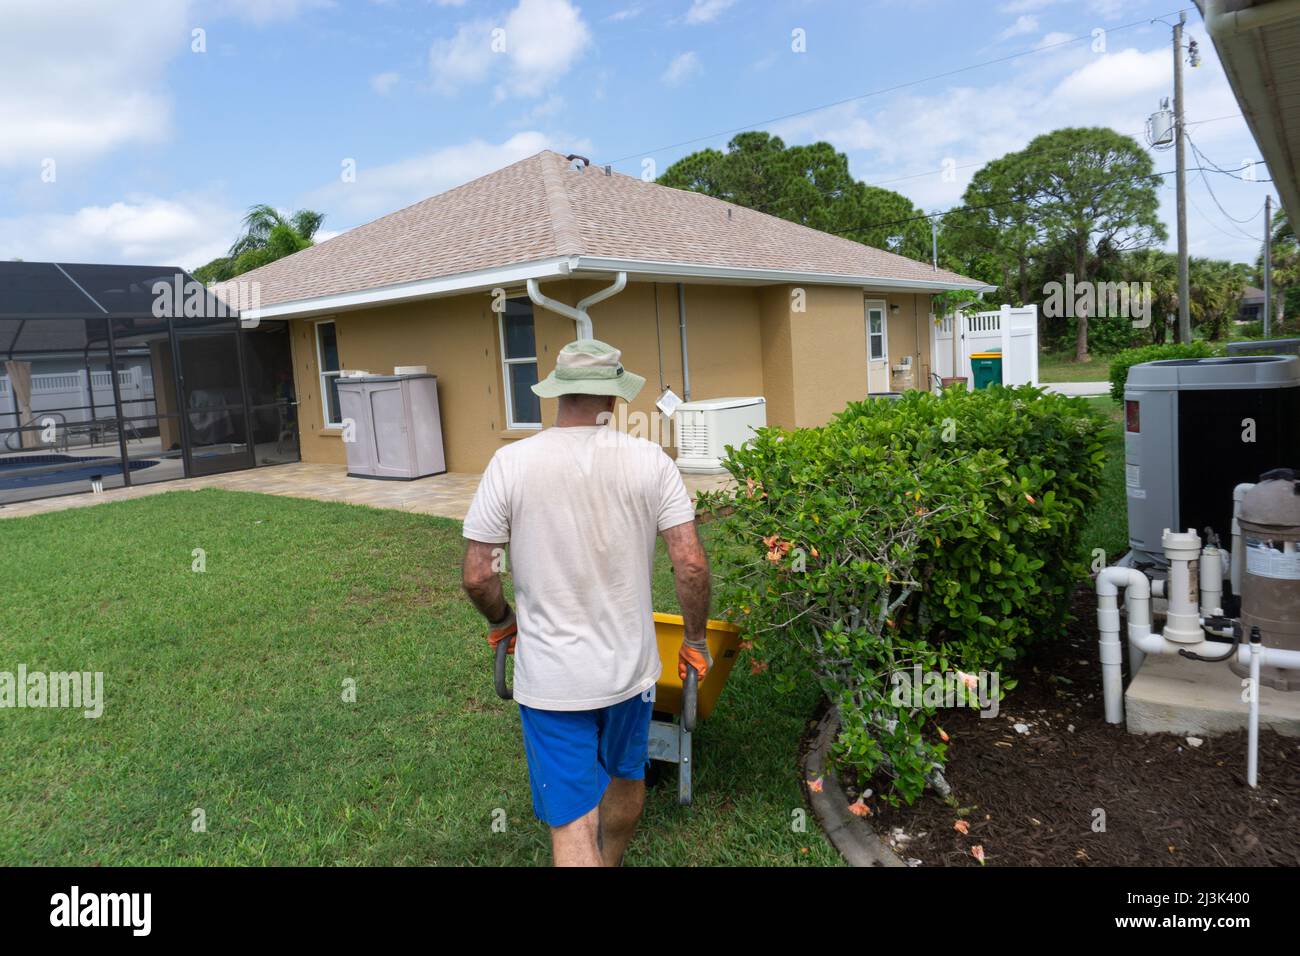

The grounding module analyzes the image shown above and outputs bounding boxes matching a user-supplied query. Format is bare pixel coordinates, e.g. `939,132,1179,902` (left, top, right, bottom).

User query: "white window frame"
314,318,343,428
866,299,889,363
498,299,542,429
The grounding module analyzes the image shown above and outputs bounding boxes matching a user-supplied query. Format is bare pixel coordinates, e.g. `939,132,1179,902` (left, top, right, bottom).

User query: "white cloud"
371,71,401,95
764,26,1265,261
504,0,593,96
683,0,735,24
303,131,591,222
428,0,592,98
661,51,702,87
0,195,242,270
429,20,498,93
0,0,189,168
999,15,1038,41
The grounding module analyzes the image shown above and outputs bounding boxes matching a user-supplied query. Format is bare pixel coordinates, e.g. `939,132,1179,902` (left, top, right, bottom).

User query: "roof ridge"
626,175,974,283
538,152,584,259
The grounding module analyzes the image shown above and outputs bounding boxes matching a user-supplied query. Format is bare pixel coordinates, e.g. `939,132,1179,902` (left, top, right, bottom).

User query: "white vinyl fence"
0,367,153,432
932,304,1039,388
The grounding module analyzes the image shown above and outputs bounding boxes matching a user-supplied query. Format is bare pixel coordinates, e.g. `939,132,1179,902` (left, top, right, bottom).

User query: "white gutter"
568,256,997,294
526,272,627,339
1202,0,1300,33
228,254,993,323
1198,0,1300,224
230,256,573,323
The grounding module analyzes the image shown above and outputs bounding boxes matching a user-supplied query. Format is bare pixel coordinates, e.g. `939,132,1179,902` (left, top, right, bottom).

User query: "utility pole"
1264,193,1273,337
1174,10,1191,344
931,216,939,271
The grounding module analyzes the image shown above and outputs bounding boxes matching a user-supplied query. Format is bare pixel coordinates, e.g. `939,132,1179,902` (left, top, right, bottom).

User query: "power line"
1188,192,1264,242
861,113,1245,191
598,6,1195,169
852,162,1269,234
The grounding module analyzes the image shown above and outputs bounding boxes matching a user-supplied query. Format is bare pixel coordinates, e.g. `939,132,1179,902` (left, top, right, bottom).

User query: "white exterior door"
865,299,889,393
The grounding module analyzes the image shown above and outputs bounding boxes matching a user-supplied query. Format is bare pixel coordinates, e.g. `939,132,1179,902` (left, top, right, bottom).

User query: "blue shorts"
518,692,654,828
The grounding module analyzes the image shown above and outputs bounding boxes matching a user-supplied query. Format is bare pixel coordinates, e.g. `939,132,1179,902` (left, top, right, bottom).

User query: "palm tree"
193,205,325,283
228,205,324,257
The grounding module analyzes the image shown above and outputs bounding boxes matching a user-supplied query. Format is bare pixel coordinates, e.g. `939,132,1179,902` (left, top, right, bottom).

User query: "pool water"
0,454,159,491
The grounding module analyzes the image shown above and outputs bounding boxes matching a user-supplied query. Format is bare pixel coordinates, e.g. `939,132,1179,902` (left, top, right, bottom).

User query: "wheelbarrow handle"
494,639,513,700
682,665,698,733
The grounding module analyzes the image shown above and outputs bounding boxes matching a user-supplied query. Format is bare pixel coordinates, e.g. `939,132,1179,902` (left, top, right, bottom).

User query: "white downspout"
527,272,627,339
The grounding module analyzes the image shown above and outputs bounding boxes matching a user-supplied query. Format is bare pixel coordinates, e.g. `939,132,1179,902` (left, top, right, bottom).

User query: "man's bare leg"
597,777,645,867
550,805,602,867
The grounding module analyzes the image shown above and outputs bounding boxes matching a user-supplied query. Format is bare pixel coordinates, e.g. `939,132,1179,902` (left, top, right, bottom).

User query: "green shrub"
1108,341,1215,402
1085,314,1148,355
701,386,1107,804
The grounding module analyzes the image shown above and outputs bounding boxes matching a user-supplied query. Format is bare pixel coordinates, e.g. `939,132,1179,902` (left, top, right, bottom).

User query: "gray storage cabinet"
335,373,446,480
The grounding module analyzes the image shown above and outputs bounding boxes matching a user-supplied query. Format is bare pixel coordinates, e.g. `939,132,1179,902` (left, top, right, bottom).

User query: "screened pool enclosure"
0,261,298,507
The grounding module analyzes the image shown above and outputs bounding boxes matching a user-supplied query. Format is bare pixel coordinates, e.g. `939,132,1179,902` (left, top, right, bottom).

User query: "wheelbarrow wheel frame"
496,632,706,806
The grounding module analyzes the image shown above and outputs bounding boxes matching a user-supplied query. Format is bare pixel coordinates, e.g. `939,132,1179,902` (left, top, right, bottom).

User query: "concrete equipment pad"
1126,652,1300,738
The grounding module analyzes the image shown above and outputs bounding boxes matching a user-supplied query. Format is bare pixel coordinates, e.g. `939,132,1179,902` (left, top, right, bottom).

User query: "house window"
499,299,541,428
866,300,888,362
315,319,343,426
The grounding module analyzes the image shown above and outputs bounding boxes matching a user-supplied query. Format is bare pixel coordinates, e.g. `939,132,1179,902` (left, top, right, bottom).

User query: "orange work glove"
678,641,712,682
487,607,518,655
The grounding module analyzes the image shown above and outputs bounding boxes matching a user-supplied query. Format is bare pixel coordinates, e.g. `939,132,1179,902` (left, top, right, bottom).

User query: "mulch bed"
848,586,1300,866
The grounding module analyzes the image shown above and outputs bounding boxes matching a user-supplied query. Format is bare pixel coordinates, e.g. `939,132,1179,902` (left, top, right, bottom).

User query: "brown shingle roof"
222,150,987,309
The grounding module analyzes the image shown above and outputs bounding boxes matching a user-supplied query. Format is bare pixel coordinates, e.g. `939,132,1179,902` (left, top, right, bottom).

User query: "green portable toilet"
970,351,1003,390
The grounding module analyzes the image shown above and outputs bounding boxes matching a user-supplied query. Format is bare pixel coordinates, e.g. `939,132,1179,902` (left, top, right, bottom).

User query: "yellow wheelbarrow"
493,612,744,805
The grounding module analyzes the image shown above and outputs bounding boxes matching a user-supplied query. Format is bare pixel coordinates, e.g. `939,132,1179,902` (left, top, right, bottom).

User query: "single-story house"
1237,285,1268,323
222,150,991,475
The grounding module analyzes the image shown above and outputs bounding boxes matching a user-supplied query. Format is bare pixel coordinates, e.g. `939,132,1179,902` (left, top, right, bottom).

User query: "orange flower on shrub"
848,799,872,818
750,659,769,675
763,534,792,564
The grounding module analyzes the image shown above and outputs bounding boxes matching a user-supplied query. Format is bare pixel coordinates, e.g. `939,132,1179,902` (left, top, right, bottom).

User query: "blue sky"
0,0,1280,272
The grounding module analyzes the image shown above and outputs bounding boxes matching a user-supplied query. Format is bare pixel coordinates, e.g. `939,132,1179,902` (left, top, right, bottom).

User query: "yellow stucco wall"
289,280,934,473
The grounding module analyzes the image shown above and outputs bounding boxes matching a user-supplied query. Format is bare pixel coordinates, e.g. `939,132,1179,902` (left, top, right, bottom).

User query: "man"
461,338,712,867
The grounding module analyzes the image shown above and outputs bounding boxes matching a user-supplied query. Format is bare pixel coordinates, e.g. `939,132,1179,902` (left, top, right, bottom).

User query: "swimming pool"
0,455,159,491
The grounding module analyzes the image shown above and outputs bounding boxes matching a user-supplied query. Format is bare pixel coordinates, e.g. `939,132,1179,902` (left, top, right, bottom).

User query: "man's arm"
661,520,712,679
463,540,516,650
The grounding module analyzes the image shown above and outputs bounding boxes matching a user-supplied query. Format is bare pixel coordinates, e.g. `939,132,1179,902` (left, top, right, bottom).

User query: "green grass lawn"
1079,395,1128,564
0,489,839,866
1038,351,1112,383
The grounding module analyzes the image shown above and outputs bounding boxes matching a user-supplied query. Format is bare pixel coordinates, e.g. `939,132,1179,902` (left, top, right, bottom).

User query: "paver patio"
0,461,736,521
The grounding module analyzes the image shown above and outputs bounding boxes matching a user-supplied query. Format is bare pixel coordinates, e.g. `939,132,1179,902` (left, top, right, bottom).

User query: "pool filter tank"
1232,471,1300,691
1124,356,1300,570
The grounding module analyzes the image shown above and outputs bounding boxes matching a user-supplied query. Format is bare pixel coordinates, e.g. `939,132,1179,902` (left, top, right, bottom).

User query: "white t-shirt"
462,424,697,711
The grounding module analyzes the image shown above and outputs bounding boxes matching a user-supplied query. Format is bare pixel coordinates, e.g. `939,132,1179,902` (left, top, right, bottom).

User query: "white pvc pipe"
1200,546,1223,617
1162,529,1203,643
1248,643,1261,788
526,272,627,339
1096,567,1149,724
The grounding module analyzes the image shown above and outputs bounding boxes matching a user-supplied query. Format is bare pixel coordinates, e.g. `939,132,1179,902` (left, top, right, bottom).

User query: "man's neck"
553,414,606,428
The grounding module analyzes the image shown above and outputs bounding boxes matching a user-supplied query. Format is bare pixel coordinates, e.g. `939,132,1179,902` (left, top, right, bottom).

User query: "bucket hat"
530,338,646,401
